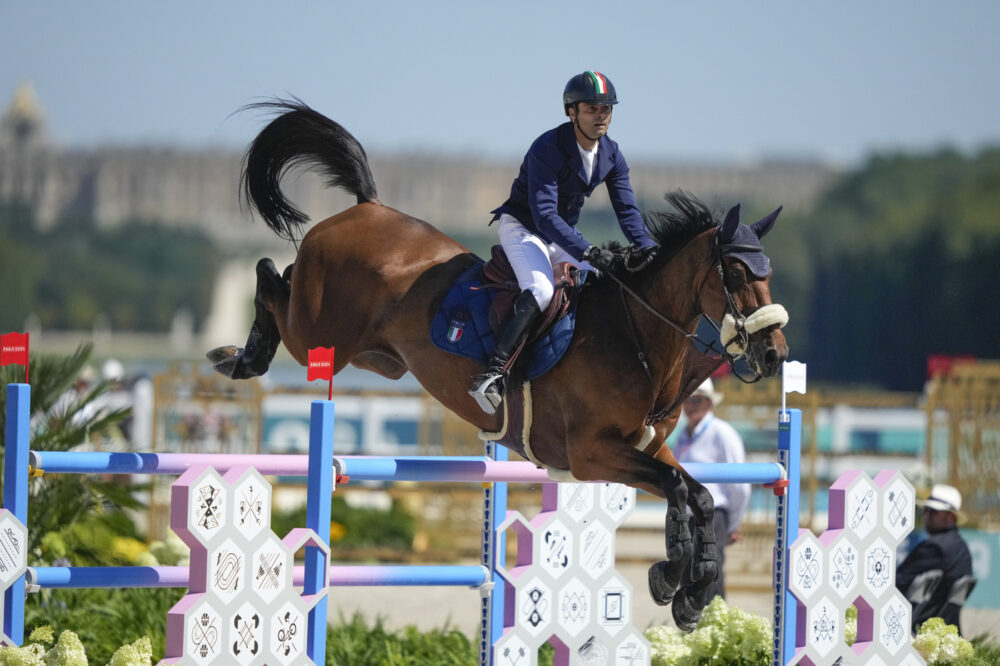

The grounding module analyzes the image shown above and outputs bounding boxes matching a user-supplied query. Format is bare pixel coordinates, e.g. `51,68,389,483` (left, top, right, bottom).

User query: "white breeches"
497,214,593,310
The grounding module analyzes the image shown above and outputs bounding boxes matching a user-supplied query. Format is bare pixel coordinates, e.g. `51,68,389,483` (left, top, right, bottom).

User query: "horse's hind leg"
207,258,289,379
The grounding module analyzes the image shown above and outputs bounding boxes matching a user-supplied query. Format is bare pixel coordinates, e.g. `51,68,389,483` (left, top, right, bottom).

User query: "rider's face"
571,103,613,140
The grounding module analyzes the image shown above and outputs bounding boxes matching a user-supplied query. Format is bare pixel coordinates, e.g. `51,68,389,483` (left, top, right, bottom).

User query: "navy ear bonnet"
721,224,771,279
715,204,782,279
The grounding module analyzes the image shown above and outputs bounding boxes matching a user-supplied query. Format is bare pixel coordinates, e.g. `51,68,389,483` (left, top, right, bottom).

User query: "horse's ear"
720,204,741,242
751,206,783,239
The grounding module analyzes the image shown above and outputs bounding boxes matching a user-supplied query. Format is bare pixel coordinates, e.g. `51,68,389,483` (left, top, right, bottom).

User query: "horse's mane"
603,190,718,279
643,191,718,250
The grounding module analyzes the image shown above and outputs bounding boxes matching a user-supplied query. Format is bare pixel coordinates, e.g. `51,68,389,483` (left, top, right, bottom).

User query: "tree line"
0,202,221,333
766,147,1000,391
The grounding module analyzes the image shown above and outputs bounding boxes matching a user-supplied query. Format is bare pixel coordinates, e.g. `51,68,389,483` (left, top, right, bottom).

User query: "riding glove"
583,246,616,273
626,245,657,272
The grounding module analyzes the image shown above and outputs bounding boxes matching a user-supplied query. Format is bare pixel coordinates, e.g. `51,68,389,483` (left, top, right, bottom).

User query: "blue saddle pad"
430,262,581,380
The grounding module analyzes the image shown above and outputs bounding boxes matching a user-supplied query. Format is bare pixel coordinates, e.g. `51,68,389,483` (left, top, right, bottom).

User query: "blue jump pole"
27,563,491,589
335,458,785,485
773,408,802,666
479,440,508,666
29,451,785,486
27,451,310,476
305,400,335,665
3,383,30,644
28,565,190,589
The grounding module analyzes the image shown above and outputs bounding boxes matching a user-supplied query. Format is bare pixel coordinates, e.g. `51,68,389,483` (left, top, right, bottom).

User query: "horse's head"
707,203,789,378
631,191,789,380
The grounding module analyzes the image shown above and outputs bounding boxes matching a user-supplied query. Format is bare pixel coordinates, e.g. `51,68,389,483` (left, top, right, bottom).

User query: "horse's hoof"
648,561,679,606
671,592,703,633
691,560,719,589
206,345,242,378
207,345,240,364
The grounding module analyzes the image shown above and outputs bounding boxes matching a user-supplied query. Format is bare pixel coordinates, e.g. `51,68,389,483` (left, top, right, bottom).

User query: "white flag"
783,361,807,395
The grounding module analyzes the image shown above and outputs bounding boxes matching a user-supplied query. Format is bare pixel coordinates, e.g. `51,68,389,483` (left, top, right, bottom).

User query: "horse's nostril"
765,349,778,367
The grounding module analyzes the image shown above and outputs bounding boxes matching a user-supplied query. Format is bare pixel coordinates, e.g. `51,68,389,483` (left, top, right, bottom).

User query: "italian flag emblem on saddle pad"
447,319,465,343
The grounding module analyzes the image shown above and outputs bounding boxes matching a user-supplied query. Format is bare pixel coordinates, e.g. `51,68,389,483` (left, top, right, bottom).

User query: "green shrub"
0,628,152,666
271,495,416,550
913,618,976,664
646,596,771,666
646,599,1000,666
23,587,183,665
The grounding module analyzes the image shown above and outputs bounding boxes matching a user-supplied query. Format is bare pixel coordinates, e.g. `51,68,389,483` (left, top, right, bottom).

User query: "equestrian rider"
469,71,658,414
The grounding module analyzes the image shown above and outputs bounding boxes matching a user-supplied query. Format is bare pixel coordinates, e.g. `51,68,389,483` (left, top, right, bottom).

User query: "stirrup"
469,372,504,415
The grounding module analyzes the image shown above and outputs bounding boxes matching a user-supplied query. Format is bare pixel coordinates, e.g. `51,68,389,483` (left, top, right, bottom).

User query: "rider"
469,71,659,414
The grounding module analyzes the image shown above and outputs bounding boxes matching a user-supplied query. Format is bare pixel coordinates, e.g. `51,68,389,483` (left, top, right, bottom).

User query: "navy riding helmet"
563,71,618,116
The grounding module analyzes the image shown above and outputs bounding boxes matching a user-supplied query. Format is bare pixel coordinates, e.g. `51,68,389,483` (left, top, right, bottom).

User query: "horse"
207,99,789,630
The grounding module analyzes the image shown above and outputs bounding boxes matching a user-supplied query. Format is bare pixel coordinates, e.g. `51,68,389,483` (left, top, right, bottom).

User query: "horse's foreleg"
207,258,289,379
669,480,719,632
564,440,695,616
648,478,692,610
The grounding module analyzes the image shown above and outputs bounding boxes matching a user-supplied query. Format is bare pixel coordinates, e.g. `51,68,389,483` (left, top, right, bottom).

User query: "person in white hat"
896,483,975,634
671,377,750,602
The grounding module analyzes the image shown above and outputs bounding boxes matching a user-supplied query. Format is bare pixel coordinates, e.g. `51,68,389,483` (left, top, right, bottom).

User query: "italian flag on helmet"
563,70,619,113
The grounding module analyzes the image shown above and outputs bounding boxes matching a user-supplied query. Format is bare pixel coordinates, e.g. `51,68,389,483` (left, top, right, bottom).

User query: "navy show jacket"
895,526,975,633
491,122,655,261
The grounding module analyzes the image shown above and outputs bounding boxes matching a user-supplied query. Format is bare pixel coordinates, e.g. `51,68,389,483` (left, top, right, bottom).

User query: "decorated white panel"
787,470,925,665
492,482,649,664
164,467,327,665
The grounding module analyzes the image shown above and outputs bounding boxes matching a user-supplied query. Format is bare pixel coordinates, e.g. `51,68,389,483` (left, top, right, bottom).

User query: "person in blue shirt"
469,71,659,414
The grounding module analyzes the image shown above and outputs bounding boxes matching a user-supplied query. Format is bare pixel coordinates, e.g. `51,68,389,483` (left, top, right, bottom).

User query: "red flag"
1,332,30,382
307,346,335,381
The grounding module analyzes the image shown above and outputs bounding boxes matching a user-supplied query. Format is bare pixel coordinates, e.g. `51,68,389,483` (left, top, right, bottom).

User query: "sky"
2,1,998,165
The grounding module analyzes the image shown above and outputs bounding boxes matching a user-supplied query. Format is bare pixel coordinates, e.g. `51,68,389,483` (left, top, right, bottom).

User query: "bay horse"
207,100,789,630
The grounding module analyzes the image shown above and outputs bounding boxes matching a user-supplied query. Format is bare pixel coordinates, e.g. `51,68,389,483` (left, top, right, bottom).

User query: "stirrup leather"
469,289,540,416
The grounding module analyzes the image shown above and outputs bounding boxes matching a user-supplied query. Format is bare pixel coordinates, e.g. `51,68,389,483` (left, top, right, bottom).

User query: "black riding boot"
469,289,542,414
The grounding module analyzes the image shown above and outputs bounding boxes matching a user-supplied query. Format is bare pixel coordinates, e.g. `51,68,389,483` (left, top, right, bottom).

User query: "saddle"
429,251,582,381
479,244,578,339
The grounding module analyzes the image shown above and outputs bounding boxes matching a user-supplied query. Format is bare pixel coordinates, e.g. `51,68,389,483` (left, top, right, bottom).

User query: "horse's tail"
240,98,379,241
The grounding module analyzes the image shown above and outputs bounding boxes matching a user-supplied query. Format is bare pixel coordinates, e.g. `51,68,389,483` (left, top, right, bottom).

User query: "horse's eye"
727,266,746,286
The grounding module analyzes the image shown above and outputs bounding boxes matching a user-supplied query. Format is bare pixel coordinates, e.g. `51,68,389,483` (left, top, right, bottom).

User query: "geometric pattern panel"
492,482,651,665
0,509,28,647
162,465,329,665
787,470,925,665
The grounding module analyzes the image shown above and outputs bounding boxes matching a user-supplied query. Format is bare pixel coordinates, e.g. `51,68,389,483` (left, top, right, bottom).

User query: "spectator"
672,378,750,601
896,484,975,634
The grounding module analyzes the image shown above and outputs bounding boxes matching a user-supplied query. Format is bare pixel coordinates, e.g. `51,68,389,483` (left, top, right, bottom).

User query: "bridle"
608,230,780,417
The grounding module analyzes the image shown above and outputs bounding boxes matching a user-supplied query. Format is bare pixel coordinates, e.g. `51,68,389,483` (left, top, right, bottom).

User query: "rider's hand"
583,246,616,273
626,245,657,272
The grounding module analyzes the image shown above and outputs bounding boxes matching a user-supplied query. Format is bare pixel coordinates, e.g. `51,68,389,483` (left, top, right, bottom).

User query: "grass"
325,613,555,666
325,613,476,665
